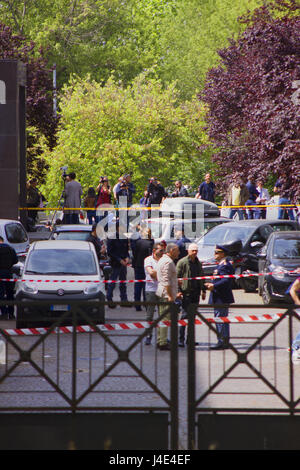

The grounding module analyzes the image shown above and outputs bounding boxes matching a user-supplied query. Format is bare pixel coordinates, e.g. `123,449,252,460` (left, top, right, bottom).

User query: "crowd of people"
26,171,298,229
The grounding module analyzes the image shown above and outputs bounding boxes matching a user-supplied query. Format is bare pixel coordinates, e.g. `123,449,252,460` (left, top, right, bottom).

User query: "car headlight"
270,265,289,280
83,284,101,295
21,282,39,294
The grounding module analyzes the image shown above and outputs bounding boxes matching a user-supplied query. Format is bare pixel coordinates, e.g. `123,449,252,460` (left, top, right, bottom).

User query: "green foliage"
0,0,265,98
42,73,213,204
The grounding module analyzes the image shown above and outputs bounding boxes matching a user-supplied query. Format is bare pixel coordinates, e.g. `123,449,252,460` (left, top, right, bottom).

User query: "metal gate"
186,303,300,450
0,299,300,449
0,299,179,450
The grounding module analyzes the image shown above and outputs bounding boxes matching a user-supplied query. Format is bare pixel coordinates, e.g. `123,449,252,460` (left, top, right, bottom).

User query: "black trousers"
0,269,14,316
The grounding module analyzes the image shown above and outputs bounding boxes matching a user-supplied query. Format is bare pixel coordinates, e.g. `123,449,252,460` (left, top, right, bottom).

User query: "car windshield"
273,238,300,259
25,249,98,275
198,225,254,246
5,223,28,243
52,231,91,241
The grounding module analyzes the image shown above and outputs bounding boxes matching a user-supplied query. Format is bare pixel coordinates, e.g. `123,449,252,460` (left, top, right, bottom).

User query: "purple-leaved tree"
201,0,300,201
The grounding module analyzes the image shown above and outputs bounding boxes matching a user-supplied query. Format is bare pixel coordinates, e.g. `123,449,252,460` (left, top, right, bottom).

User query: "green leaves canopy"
42,73,212,204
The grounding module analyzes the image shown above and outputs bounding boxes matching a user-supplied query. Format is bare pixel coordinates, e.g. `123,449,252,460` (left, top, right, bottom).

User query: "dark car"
196,219,300,292
257,231,300,305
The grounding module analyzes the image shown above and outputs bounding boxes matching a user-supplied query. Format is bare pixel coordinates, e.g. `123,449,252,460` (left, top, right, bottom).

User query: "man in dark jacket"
176,243,206,347
106,225,130,307
0,237,18,319
205,244,235,350
131,228,154,311
146,177,167,207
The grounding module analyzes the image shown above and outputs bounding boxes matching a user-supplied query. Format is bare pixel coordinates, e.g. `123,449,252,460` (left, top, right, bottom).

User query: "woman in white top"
255,180,270,219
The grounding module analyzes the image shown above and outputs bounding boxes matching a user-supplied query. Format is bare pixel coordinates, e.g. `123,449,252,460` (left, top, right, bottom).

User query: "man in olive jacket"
176,243,206,347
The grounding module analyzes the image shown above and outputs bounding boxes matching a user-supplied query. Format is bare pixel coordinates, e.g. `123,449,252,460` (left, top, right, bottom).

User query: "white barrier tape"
1,269,299,284
0,313,285,336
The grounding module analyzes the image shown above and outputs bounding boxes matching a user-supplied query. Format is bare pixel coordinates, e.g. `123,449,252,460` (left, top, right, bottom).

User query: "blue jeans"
106,265,128,302
229,208,245,220
214,306,230,345
245,200,257,219
87,210,96,225
278,198,295,220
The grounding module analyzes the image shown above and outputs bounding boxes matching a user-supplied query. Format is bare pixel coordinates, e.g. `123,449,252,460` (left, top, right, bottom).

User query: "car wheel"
242,276,257,293
262,281,273,305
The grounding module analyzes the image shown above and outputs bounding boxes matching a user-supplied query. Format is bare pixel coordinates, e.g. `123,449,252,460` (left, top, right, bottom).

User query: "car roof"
146,217,229,223
0,219,24,225
210,219,298,227
53,224,92,232
268,230,300,239
31,240,92,250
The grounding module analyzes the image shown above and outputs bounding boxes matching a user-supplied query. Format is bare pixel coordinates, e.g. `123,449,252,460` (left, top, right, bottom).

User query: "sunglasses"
214,250,224,254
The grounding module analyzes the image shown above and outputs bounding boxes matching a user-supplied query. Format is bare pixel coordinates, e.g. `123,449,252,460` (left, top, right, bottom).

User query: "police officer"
0,236,18,319
204,244,235,350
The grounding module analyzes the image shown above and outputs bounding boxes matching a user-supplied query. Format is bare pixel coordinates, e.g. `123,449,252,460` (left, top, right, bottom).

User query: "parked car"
131,216,231,244
49,224,93,241
49,224,111,279
257,231,300,305
160,197,220,218
15,240,106,328
0,219,29,256
196,219,300,292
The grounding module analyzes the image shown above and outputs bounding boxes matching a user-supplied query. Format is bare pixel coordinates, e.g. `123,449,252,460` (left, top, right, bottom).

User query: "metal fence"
0,299,299,449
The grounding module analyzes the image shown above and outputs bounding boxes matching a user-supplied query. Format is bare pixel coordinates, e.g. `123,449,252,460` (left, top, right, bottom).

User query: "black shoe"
107,301,116,309
158,343,171,351
178,341,185,348
145,336,152,345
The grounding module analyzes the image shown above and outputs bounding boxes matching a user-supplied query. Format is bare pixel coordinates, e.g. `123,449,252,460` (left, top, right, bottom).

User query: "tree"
0,23,58,181
41,73,212,205
201,0,300,200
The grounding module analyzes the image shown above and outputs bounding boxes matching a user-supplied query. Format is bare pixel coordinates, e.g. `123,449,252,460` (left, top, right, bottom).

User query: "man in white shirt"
156,243,181,350
144,243,165,345
255,179,270,219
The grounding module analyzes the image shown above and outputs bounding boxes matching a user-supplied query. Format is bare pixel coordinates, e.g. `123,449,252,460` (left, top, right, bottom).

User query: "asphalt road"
0,273,298,449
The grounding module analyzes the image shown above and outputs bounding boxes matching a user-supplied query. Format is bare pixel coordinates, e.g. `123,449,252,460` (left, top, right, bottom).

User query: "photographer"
115,174,136,208
95,177,112,224
146,177,167,207
63,172,83,224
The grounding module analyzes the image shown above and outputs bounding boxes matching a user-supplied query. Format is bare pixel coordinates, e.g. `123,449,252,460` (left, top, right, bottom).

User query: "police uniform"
208,245,235,349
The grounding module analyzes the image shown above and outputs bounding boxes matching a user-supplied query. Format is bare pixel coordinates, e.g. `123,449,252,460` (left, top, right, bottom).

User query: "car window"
52,232,91,241
25,249,98,275
5,223,28,243
269,223,296,232
272,238,300,259
198,225,254,245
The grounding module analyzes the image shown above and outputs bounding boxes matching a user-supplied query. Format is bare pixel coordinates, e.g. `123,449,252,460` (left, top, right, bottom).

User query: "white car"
15,240,106,329
0,219,29,255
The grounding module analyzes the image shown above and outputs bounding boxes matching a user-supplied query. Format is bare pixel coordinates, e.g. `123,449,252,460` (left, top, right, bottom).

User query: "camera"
60,165,68,179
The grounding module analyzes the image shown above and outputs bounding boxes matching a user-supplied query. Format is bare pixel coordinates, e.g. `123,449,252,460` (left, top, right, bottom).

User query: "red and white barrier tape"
0,313,285,336
1,269,299,284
